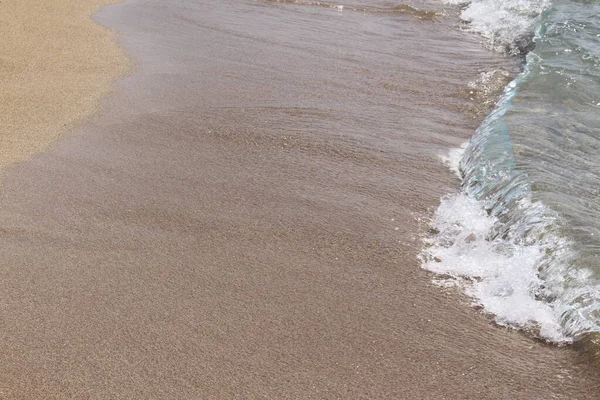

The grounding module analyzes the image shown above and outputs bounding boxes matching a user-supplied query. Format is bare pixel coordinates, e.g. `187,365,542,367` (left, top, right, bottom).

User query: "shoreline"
0,0,597,397
0,0,129,175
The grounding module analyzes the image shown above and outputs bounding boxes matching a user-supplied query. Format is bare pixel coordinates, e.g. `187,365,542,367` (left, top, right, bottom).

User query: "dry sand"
0,0,598,398
0,0,129,173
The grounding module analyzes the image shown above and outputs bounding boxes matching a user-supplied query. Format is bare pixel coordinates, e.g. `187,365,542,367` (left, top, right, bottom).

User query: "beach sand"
0,0,129,173
0,0,598,398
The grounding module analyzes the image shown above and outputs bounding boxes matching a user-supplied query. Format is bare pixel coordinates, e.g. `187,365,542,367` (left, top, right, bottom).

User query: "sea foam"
422,191,569,342
444,0,550,54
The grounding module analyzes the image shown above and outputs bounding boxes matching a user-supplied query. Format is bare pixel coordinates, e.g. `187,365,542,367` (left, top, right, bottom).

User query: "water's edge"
423,0,600,360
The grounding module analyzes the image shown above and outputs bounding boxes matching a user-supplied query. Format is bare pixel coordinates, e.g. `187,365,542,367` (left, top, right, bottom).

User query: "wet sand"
0,0,598,398
0,0,129,174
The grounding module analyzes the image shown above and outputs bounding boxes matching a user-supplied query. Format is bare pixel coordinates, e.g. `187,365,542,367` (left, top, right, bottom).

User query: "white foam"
439,142,468,179
421,193,570,342
442,0,550,54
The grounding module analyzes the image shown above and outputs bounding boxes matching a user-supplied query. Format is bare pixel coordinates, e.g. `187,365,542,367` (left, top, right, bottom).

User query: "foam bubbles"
444,0,550,54
439,142,468,179
422,193,570,342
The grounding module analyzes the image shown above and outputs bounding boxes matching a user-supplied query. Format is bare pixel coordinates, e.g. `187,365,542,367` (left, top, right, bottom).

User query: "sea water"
423,0,600,344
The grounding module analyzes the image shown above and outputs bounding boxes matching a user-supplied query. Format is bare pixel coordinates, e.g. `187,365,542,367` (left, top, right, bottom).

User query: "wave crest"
445,0,550,54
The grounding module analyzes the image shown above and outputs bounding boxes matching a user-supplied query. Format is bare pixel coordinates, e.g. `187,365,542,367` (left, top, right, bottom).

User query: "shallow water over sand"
0,0,597,397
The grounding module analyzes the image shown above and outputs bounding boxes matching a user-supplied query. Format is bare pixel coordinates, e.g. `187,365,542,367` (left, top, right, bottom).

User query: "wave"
423,0,600,346
445,0,550,54
422,67,573,342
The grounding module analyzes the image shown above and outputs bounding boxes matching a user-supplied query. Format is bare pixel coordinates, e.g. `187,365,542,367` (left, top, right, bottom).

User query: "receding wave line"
265,0,438,19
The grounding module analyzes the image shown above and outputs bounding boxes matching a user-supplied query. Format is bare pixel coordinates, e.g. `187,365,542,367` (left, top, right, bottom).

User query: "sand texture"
0,0,129,173
0,0,597,398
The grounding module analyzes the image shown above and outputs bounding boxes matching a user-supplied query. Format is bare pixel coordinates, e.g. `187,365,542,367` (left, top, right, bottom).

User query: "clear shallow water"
423,0,600,344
